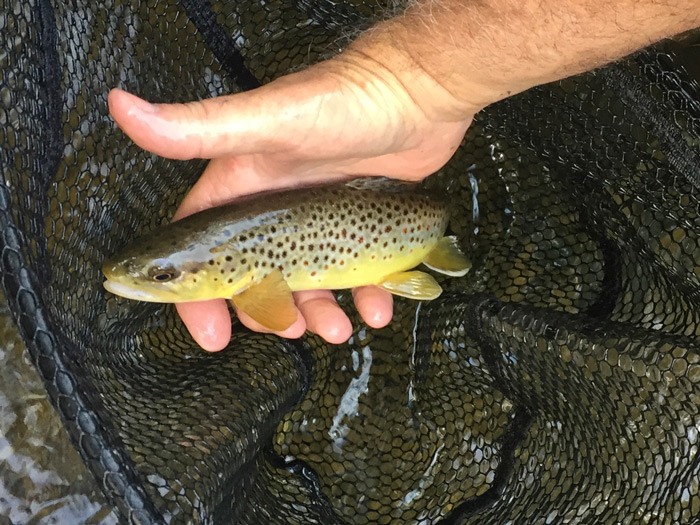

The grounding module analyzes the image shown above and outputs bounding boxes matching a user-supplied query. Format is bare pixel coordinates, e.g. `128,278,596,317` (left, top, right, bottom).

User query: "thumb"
107,74,333,160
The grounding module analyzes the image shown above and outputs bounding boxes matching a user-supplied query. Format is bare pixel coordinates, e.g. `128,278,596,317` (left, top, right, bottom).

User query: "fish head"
102,240,252,303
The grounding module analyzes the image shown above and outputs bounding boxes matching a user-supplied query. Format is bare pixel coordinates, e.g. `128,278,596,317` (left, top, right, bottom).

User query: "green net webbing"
1,1,699,523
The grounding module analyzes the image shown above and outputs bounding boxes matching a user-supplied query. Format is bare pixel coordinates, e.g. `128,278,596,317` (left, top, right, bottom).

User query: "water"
0,293,117,524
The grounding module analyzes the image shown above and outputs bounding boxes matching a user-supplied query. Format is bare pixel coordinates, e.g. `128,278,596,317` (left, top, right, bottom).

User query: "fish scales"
205,186,449,292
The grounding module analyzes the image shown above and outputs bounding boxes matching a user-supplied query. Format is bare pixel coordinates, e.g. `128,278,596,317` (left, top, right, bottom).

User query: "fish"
102,181,471,331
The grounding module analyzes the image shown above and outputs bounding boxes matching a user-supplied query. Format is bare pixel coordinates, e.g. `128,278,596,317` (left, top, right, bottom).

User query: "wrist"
328,24,485,124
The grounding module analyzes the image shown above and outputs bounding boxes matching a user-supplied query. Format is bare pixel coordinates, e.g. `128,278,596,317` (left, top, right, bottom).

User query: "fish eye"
148,266,179,282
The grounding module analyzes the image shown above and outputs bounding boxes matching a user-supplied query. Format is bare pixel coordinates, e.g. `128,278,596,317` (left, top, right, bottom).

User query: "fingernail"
126,94,159,116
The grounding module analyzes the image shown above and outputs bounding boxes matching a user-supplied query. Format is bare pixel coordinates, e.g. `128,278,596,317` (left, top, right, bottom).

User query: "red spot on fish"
358,236,364,244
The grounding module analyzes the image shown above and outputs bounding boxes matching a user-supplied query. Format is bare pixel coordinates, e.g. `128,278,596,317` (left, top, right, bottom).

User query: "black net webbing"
2,1,700,523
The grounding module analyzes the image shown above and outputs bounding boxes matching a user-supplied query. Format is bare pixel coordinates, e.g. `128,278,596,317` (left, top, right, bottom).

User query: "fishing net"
1,0,699,523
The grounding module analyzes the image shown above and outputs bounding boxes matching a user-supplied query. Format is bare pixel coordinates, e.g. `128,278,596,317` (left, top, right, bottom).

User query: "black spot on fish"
208,260,215,265
225,255,233,262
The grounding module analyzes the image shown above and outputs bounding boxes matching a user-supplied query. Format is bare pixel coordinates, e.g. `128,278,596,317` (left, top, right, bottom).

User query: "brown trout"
102,181,470,331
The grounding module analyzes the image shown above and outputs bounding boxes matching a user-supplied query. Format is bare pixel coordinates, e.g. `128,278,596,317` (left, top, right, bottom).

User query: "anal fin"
230,270,297,331
423,236,471,276
379,271,442,300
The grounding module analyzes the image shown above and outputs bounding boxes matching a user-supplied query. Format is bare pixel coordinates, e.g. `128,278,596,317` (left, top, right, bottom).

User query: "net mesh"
1,1,699,523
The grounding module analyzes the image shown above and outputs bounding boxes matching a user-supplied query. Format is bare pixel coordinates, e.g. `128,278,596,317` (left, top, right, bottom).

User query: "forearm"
341,0,700,117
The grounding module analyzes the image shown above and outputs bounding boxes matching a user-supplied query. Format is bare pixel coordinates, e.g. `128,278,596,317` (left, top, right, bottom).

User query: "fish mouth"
103,279,171,302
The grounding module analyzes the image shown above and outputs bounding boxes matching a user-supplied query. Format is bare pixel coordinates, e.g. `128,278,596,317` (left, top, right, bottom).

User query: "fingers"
352,286,393,328
175,290,350,349
295,290,353,344
176,300,231,352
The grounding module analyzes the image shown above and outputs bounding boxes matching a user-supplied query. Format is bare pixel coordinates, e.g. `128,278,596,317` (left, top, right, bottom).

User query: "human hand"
108,42,478,351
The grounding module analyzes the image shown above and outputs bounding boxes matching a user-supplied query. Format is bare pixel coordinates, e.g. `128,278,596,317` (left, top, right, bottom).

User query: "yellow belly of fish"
284,243,436,292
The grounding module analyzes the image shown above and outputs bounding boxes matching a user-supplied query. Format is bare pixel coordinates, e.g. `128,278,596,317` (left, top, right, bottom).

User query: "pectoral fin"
379,271,442,300
230,270,297,331
422,236,471,276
